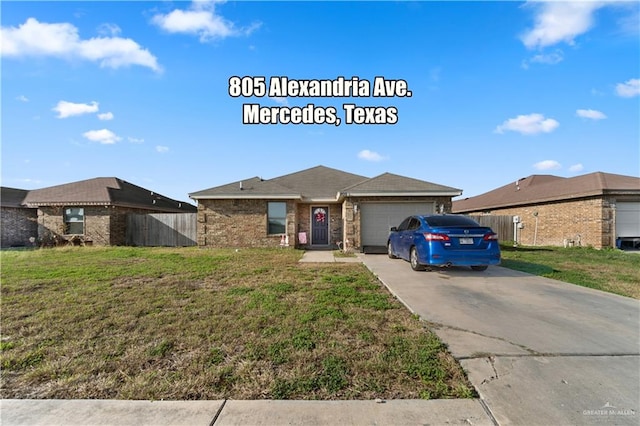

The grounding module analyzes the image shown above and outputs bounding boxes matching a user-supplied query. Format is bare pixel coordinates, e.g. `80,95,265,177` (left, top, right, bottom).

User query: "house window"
64,207,84,235
267,202,286,235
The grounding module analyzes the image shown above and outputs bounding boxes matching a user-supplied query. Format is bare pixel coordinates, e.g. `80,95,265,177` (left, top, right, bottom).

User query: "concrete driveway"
361,255,640,426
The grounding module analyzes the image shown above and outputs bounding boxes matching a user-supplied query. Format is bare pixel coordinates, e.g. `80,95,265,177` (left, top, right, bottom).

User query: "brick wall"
480,196,614,249
37,206,111,245
1,207,38,247
196,197,454,249
197,199,296,247
36,206,155,246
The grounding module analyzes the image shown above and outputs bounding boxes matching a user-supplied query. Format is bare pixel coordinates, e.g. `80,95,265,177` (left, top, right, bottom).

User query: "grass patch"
0,246,474,400
500,245,640,299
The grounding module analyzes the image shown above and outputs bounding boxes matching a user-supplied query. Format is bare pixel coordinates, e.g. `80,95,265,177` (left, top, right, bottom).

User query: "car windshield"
424,215,481,227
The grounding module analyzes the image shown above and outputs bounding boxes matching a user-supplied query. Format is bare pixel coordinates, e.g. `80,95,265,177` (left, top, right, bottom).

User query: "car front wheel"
410,247,425,271
387,242,398,259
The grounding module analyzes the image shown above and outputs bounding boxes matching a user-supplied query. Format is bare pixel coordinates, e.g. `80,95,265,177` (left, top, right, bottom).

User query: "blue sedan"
387,214,501,271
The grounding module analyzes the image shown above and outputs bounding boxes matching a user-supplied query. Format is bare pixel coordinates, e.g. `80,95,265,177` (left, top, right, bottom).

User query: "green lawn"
500,245,640,299
0,247,474,400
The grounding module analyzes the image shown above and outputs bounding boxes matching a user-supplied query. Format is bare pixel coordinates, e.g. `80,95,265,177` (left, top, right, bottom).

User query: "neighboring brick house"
1,187,38,248
189,165,461,252
452,172,640,249
23,177,196,246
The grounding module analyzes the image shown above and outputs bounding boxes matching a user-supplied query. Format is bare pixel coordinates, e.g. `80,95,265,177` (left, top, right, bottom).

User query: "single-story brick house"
189,165,462,251
0,187,38,248
452,172,640,249
22,177,196,246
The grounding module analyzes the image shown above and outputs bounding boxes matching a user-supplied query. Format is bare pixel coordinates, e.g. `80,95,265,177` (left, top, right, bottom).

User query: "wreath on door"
314,208,327,223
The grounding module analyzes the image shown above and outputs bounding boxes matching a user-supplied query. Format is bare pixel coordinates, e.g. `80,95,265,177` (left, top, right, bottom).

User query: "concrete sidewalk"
1,399,494,425
298,250,361,263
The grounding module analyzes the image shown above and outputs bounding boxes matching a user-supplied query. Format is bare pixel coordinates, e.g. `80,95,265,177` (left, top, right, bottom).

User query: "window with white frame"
267,202,286,235
64,207,85,235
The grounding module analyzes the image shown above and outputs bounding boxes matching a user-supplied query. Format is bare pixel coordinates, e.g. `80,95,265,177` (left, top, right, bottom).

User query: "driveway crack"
424,321,540,357
480,356,500,385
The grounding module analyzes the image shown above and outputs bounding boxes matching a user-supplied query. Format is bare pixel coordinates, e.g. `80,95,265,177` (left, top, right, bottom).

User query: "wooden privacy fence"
126,213,196,247
466,215,514,242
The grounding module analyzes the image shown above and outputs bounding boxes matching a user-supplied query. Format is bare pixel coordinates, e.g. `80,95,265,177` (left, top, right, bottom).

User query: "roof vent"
240,181,243,190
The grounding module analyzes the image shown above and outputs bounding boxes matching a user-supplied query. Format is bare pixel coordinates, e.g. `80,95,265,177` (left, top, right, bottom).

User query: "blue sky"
2,1,639,203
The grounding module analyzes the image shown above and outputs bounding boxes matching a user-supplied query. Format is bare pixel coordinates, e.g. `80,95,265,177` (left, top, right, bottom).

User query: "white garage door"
360,202,435,247
616,202,640,237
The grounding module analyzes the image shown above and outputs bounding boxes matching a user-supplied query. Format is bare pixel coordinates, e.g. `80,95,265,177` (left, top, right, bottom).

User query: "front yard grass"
0,247,475,400
500,245,640,299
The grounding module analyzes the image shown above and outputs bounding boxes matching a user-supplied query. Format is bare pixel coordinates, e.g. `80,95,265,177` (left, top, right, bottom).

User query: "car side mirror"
390,226,397,232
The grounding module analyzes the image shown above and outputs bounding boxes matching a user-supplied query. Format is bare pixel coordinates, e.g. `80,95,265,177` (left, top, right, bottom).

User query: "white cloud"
522,50,564,69
53,100,99,118
13,178,43,185
97,23,121,37
152,1,260,42
520,2,603,49
1,18,161,72
269,96,288,105
495,113,559,135
128,136,144,144
569,163,584,172
576,109,607,120
615,78,640,98
156,145,169,153
97,112,114,121
82,129,121,144
357,149,387,162
16,95,29,102
617,8,640,36
533,160,562,171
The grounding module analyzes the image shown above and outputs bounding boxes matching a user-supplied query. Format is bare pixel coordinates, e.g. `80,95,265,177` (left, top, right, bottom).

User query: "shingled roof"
190,166,461,201
0,187,32,208
342,172,461,196
23,177,196,212
453,172,640,213
189,177,303,199
271,166,367,199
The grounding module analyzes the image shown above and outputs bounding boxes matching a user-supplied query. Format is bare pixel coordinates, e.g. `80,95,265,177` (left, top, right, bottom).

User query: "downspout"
533,211,539,246
611,202,617,249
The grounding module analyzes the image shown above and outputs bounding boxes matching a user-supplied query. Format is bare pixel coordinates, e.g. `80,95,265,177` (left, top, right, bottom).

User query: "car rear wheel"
470,265,488,271
410,247,425,271
387,242,398,259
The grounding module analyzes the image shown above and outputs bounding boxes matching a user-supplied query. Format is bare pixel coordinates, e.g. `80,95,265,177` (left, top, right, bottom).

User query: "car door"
402,217,422,258
390,217,411,259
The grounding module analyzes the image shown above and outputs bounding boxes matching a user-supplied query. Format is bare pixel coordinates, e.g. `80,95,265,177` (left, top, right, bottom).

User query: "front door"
311,206,329,245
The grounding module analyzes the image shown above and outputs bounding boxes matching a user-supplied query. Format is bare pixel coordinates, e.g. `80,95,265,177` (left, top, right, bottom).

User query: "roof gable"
453,172,640,212
271,165,367,199
23,177,196,212
342,172,461,195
